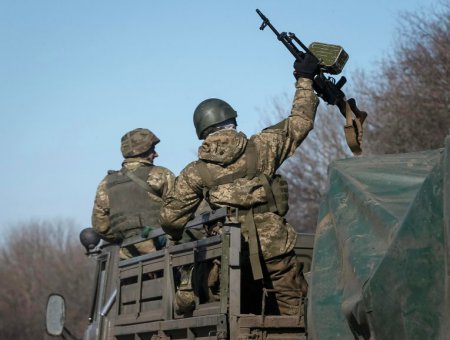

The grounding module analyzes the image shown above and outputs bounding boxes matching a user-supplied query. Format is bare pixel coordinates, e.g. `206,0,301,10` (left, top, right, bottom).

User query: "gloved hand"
293,54,320,80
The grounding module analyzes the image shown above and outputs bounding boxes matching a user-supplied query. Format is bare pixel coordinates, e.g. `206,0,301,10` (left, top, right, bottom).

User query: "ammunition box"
308,42,349,75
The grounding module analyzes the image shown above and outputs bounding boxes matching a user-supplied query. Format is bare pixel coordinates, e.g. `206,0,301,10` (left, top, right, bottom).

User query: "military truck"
46,207,314,340
307,133,450,339
47,133,449,340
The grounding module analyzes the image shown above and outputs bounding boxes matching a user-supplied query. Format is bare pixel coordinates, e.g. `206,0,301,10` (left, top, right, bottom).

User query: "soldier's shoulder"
107,169,119,175
95,175,110,192
177,160,205,181
251,121,288,149
151,164,168,170
181,160,201,174
150,165,173,174
177,161,205,189
261,119,288,134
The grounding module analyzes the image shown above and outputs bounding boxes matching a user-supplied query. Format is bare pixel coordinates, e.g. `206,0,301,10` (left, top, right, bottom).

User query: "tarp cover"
308,134,450,340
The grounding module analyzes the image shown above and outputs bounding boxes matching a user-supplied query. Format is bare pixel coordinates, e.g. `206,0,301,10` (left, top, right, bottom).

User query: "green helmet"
193,98,237,139
120,128,160,158
79,228,101,253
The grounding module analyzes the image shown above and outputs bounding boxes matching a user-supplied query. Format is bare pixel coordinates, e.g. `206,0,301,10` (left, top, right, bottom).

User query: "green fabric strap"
122,168,158,196
252,203,271,214
243,208,264,281
238,203,271,216
258,174,278,213
211,169,247,186
196,161,215,188
245,140,258,179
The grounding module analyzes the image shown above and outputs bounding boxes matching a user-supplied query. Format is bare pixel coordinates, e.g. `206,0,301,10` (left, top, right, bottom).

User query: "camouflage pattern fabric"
160,78,319,261
240,250,306,316
119,239,158,260
174,264,196,315
92,157,175,246
120,128,160,158
264,251,305,316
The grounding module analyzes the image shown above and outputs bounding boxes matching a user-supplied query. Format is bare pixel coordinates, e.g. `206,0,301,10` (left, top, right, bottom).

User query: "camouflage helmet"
120,128,160,158
193,98,237,139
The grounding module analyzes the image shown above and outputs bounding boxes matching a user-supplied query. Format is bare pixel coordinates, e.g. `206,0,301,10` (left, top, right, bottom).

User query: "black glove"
293,54,320,80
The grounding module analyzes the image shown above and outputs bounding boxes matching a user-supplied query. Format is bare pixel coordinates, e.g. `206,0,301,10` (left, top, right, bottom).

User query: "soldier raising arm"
160,56,319,315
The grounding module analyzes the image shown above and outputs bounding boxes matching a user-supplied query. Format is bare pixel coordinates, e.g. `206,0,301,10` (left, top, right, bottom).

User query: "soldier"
92,128,175,259
160,56,320,315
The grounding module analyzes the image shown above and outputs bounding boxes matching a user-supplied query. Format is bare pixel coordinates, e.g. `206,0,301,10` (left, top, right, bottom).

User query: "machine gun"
256,9,367,155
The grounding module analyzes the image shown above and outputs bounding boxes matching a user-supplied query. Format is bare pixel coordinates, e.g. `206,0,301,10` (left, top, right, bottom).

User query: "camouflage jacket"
92,158,175,242
160,78,319,259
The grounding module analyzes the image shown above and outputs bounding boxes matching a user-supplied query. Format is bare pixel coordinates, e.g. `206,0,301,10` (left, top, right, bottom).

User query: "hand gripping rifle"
256,9,367,155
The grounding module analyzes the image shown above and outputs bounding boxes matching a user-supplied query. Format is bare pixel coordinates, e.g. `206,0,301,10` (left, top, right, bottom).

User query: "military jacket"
92,158,175,242
160,78,319,259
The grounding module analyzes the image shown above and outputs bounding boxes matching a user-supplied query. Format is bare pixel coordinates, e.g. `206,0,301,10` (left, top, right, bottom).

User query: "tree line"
0,220,95,339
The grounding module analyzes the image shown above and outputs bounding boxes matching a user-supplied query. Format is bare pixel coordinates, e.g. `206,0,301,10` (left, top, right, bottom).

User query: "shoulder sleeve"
255,78,319,172
147,166,176,200
160,162,203,241
91,177,112,238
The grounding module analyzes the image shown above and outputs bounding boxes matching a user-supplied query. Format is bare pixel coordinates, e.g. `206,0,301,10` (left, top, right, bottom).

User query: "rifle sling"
242,208,264,281
122,168,159,196
339,98,363,155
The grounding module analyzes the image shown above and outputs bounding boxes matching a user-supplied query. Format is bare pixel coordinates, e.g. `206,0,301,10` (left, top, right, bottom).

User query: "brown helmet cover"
120,128,160,158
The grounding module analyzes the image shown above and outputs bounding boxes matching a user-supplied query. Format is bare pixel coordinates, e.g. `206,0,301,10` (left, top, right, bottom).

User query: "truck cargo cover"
308,134,450,340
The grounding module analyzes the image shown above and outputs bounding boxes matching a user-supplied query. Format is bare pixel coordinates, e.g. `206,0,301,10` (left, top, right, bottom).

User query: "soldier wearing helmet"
92,128,175,259
160,57,320,315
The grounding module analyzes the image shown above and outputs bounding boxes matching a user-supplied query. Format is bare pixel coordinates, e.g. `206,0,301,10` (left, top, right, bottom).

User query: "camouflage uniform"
160,78,319,315
92,157,175,258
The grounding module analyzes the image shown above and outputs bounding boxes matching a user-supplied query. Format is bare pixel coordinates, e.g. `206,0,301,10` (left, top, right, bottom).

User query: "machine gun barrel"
256,9,280,36
256,9,307,61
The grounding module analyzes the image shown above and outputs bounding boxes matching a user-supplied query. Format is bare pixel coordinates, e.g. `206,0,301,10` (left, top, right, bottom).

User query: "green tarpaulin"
308,134,450,340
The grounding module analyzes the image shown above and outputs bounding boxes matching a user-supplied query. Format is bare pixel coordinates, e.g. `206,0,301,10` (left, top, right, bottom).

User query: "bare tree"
356,3,450,154
0,220,95,340
283,106,351,232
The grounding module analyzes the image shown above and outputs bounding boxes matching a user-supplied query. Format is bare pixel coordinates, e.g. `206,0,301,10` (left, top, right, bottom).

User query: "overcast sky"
0,0,442,232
